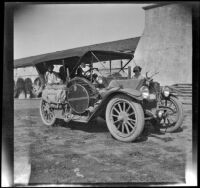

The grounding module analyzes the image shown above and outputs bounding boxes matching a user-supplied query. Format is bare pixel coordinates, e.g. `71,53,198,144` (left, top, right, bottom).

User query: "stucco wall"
14,67,38,82
134,4,192,85
14,65,62,82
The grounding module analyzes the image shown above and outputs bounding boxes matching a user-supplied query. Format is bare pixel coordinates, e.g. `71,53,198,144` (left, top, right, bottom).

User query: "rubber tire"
105,94,145,142
40,99,56,126
160,96,184,133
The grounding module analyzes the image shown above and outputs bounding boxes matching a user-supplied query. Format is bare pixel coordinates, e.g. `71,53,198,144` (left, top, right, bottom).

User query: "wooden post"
121,60,123,70
109,60,111,75
128,66,131,79
62,59,65,70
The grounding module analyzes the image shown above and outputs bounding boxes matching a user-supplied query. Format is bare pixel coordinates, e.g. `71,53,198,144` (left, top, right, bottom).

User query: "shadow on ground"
55,117,109,133
53,118,177,143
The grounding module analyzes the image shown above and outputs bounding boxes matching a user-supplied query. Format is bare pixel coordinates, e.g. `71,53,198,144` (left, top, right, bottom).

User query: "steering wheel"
83,69,91,77
83,68,99,79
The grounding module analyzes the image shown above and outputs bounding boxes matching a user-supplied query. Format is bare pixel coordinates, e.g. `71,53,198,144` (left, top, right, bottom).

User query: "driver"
132,66,144,80
76,62,90,78
76,62,86,77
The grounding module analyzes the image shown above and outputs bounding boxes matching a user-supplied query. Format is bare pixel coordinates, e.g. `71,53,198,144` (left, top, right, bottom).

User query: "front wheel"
158,96,184,132
106,95,144,142
40,99,56,126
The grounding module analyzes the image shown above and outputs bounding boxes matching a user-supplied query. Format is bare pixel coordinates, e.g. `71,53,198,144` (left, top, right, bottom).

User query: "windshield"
93,59,131,79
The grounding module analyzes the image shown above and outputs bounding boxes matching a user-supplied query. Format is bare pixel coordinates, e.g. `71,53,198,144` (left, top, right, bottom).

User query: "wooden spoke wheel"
106,95,144,142
40,99,56,126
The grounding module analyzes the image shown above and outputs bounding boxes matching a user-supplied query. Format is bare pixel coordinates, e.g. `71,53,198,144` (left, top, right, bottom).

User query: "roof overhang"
143,3,172,10
14,37,140,69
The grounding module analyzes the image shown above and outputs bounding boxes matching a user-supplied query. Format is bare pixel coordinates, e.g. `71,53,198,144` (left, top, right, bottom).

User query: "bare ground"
14,98,192,185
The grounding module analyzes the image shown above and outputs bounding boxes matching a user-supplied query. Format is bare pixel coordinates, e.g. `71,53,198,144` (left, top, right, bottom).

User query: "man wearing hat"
45,64,61,85
132,66,145,80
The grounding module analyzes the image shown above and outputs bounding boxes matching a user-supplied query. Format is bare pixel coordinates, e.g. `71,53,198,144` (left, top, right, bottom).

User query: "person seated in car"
76,66,84,77
132,66,145,80
45,64,61,85
59,66,68,84
76,62,88,77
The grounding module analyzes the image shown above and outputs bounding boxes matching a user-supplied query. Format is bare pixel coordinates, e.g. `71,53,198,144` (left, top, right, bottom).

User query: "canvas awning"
14,37,140,68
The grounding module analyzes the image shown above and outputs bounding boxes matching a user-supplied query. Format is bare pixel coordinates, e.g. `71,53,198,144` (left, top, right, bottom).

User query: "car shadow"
134,121,167,143
170,127,183,133
54,118,181,142
55,117,109,133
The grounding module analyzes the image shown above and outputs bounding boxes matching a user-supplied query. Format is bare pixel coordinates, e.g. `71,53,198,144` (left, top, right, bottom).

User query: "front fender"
88,87,143,121
162,86,179,99
120,88,143,100
167,86,180,96
169,93,179,99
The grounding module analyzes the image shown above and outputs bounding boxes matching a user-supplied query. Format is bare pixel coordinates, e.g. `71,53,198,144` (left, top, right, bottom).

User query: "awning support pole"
91,51,100,62
109,60,111,75
118,58,132,73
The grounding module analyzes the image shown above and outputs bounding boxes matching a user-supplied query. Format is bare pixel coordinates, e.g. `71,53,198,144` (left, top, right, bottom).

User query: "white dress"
45,71,61,84
132,74,145,80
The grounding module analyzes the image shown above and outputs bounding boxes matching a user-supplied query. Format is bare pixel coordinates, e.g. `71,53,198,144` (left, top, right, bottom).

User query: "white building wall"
134,4,192,86
14,65,62,83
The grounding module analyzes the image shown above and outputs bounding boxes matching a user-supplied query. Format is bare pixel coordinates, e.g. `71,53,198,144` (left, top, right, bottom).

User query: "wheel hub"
118,111,129,123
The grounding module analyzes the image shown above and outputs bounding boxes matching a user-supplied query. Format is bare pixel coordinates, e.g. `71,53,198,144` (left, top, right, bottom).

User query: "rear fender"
88,87,143,121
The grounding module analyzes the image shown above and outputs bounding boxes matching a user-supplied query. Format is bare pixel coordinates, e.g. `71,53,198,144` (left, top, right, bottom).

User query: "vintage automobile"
37,50,184,142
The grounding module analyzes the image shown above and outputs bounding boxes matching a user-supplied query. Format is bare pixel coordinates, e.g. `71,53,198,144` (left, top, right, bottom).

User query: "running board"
144,117,154,120
71,115,89,123
54,111,89,123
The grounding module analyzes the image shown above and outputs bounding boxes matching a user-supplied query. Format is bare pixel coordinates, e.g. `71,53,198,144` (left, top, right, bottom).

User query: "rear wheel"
40,99,56,126
106,95,144,142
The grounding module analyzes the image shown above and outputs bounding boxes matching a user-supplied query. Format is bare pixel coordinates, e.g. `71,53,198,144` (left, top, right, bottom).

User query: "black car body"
33,50,183,142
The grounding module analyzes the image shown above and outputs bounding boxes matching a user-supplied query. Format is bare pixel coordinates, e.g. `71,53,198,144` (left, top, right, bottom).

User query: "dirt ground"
14,98,192,185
